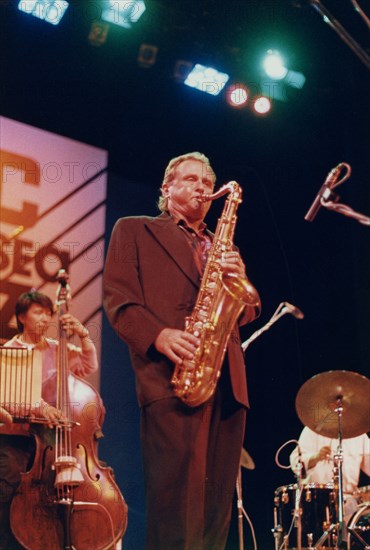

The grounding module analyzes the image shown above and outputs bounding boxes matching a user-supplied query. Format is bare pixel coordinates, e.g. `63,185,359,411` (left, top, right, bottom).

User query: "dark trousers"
141,390,246,550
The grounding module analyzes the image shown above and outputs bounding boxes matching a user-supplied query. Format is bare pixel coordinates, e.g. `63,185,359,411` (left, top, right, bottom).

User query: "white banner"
0,116,108,387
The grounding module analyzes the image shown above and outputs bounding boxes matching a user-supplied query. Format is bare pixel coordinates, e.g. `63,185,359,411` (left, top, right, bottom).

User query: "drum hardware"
295,371,370,548
333,398,345,546
354,486,370,506
272,505,284,550
347,503,370,549
293,453,306,550
274,483,339,549
272,438,337,549
306,533,314,549
313,522,339,549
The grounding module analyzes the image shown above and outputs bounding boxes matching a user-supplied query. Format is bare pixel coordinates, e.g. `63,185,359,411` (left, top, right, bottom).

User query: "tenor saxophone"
171,181,260,407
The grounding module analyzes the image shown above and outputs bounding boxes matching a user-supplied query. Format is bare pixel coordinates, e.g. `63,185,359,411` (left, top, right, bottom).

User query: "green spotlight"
263,50,288,80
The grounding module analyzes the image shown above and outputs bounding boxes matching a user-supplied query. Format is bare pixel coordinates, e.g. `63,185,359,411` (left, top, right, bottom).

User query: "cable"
275,439,300,470
322,199,370,225
241,505,258,550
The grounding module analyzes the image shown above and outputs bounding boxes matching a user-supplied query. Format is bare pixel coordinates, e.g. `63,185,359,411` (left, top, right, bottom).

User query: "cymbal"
295,370,370,439
240,447,255,470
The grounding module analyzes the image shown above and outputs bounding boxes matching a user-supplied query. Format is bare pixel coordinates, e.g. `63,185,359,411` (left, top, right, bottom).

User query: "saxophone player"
103,152,260,550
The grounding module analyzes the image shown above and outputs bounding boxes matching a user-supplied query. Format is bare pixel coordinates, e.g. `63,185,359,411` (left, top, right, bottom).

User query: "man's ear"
162,184,170,197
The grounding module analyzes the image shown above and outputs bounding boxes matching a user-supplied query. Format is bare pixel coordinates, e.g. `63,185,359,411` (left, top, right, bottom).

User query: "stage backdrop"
0,116,108,387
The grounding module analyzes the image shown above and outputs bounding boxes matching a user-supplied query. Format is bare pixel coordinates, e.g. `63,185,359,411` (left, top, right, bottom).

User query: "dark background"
1,1,370,548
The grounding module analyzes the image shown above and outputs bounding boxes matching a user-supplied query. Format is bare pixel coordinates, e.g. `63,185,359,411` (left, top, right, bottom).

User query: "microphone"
304,163,343,222
282,302,304,320
297,445,307,479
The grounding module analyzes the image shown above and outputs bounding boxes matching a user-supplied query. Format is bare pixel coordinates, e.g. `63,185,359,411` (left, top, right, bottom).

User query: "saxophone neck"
202,181,241,202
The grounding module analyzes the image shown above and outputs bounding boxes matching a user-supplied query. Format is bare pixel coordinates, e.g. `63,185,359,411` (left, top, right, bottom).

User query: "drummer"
290,426,370,519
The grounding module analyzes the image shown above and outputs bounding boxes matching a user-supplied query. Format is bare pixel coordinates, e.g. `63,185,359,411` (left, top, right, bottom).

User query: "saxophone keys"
193,322,203,334
183,359,196,370
197,309,208,321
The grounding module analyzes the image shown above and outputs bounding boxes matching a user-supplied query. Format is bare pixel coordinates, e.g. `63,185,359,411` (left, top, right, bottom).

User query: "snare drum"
274,483,337,548
347,503,370,549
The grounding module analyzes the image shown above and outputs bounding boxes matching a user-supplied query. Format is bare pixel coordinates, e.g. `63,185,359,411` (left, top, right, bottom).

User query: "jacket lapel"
145,213,201,288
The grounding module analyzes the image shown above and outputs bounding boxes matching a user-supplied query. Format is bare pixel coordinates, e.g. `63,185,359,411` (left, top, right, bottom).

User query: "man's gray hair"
158,152,216,212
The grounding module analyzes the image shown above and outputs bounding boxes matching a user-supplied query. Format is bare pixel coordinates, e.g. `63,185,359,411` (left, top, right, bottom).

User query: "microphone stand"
272,505,283,550
321,197,370,226
241,303,303,549
333,398,345,548
307,0,370,70
242,302,303,352
294,458,304,550
236,467,244,550
314,397,345,550
305,162,370,226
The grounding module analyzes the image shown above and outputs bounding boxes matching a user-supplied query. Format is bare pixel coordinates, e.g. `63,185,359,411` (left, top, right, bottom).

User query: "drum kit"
273,370,370,550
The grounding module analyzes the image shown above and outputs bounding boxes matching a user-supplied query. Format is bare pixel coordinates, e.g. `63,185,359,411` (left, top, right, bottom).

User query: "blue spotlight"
184,64,230,96
18,1,69,26
101,1,146,29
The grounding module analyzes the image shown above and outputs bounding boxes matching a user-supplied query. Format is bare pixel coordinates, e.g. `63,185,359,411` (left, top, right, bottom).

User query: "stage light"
263,50,288,80
88,21,110,47
253,96,272,115
137,44,158,68
225,84,249,108
101,0,146,29
184,64,230,96
18,0,69,25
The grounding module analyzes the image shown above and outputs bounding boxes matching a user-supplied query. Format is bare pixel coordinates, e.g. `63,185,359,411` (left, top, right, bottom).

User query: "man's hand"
59,313,90,340
33,401,66,429
220,251,247,278
154,328,200,364
0,406,13,425
308,445,332,469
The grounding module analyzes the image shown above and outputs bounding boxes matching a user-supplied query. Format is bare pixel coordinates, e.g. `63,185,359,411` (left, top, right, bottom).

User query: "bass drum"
347,503,370,549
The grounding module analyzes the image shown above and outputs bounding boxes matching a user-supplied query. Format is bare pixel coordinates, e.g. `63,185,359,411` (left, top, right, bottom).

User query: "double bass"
10,271,128,549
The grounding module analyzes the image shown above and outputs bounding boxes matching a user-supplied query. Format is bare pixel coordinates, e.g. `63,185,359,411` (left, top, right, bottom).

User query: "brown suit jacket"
103,212,260,407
